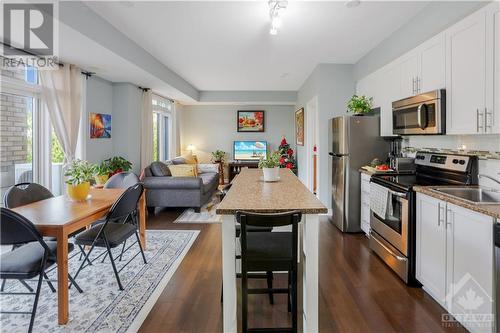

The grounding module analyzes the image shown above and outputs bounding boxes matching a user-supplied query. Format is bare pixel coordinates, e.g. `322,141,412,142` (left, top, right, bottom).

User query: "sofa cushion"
143,176,202,190
171,157,187,165
180,152,198,164
169,164,198,177
150,161,172,177
199,173,219,194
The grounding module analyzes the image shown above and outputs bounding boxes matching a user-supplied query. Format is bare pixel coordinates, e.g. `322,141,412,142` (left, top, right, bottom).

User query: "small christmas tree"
278,136,296,170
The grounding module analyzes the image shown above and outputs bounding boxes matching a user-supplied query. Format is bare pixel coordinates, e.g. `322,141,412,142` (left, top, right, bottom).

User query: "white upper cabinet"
486,3,500,133
399,53,420,98
419,34,446,93
446,9,487,134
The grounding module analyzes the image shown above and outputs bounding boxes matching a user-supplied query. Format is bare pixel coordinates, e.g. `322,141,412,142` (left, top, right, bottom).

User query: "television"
233,141,268,161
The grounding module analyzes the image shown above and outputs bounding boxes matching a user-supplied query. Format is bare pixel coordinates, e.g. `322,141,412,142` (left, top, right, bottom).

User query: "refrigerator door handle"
329,152,349,157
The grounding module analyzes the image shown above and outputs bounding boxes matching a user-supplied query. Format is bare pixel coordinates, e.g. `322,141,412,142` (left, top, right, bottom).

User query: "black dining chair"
238,210,301,333
219,183,275,304
103,172,139,189
2,183,58,292
0,208,83,333
72,183,147,291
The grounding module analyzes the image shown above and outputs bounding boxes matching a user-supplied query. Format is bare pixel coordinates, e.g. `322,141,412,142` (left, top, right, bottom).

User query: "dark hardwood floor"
139,208,466,333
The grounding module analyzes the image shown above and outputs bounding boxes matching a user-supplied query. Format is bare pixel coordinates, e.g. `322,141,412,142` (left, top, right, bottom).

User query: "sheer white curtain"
170,102,182,159
140,89,153,170
39,64,83,163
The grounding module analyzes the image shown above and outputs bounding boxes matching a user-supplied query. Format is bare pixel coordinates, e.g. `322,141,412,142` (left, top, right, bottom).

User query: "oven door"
370,189,409,256
393,100,441,135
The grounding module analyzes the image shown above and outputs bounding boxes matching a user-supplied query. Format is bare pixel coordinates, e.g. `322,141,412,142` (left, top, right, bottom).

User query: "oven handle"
387,188,407,199
370,231,407,262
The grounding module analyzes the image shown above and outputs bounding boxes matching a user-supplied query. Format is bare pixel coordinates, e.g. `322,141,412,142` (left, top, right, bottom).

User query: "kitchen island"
216,168,328,332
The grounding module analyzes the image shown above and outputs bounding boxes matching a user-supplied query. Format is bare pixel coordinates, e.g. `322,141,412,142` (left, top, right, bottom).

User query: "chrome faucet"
478,174,500,186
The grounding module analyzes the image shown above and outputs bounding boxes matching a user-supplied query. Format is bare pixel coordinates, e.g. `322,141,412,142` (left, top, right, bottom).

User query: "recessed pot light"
346,0,361,8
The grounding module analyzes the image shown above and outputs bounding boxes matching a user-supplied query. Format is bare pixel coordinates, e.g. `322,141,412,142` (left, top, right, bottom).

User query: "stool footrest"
248,288,289,294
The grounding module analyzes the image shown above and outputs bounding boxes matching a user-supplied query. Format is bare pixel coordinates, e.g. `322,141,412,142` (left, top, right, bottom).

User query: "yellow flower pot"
94,174,109,186
67,182,91,201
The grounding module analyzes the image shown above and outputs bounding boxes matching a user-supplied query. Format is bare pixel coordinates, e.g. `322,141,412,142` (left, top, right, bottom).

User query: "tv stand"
228,160,259,182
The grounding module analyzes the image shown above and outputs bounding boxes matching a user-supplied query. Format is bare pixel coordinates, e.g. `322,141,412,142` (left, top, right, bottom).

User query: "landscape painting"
237,110,264,132
90,113,111,139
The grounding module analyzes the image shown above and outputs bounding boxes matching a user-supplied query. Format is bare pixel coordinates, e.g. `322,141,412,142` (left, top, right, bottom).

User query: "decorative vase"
94,174,109,186
67,182,91,201
262,167,280,182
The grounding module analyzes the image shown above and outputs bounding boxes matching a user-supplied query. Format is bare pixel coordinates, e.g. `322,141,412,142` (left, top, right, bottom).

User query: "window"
0,64,65,198
152,94,173,161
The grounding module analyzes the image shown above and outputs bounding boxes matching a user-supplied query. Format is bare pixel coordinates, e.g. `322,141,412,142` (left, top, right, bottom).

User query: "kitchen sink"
434,187,500,204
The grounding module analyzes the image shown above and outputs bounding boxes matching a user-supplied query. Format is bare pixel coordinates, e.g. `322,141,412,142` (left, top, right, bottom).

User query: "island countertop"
216,168,328,215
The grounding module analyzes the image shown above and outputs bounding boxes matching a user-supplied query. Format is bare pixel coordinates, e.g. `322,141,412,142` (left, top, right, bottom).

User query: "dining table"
216,168,328,332
11,187,147,325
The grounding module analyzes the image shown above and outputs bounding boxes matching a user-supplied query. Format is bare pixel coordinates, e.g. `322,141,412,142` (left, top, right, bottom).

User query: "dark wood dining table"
11,188,147,325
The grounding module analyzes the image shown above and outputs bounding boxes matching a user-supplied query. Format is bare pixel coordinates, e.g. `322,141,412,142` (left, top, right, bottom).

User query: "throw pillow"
171,157,187,165
150,161,172,177
169,164,198,177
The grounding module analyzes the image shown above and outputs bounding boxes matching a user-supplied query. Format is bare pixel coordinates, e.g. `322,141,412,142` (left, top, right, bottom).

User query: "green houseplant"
93,159,112,186
347,95,374,115
64,159,94,201
104,156,132,176
211,150,226,163
258,151,281,182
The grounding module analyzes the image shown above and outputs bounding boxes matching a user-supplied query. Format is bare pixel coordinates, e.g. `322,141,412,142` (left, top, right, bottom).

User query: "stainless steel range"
369,151,478,285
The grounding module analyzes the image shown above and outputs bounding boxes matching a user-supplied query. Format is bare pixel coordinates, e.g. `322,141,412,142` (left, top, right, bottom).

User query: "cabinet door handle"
446,208,453,228
485,107,493,131
477,109,484,133
412,77,416,95
417,77,421,94
438,203,445,227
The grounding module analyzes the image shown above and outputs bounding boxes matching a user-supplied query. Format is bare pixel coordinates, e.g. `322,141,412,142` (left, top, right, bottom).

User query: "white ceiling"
85,1,429,91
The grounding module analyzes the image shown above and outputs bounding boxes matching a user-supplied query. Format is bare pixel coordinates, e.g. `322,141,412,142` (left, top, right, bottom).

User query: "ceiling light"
268,0,288,35
345,0,361,8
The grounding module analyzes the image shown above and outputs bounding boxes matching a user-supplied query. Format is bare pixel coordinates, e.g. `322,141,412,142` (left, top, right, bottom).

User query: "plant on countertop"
104,156,132,176
258,151,281,169
278,136,296,170
347,95,373,114
211,150,226,163
64,159,94,201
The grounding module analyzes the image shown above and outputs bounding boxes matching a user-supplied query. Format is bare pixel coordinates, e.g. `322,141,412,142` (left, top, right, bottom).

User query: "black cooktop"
371,173,457,192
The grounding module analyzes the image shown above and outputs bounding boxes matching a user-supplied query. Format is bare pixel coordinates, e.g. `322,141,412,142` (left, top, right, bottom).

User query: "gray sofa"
143,159,219,213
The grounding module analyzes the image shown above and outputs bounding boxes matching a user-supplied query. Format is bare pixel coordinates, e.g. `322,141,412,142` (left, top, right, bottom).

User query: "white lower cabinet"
360,173,371,236
416,193,495,333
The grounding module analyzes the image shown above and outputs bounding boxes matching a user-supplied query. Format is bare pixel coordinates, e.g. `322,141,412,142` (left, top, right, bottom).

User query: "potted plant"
347,95,374,115
105,156,132,177
65,159,94,201
258,151,281,182
93,159,112,186
211,150,226,163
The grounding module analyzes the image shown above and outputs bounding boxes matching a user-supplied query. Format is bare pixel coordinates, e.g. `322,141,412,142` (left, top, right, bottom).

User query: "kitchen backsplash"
401,134,500,189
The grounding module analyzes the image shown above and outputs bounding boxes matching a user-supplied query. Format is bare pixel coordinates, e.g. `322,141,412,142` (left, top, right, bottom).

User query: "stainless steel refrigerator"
329,115,389,232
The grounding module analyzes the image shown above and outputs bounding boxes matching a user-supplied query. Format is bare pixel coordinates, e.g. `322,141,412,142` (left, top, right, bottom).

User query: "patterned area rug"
0,230,199,333
174,193,222,224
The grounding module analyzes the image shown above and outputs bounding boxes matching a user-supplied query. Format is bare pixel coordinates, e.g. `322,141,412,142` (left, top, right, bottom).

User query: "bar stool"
238,210,300,333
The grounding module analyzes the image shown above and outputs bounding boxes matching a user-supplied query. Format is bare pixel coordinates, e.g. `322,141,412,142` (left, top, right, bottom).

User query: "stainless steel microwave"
392,89,446,135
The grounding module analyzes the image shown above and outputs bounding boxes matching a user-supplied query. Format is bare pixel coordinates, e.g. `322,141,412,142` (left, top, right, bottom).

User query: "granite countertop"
216,168,328,215
414,186,500,219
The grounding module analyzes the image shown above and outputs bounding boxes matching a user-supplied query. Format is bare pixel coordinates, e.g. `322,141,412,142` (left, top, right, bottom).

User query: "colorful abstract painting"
237,111,264,132
90,113,111,139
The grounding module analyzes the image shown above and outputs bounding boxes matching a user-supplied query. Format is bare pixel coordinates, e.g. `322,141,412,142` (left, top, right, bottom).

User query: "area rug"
0,229,199,333
174,193,222,224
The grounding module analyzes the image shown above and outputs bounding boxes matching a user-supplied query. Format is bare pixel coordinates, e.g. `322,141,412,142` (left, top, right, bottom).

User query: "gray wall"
295,64,356,208
354,1,488,80
180,105,295,164
85,76,113,163
111,83,142,174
